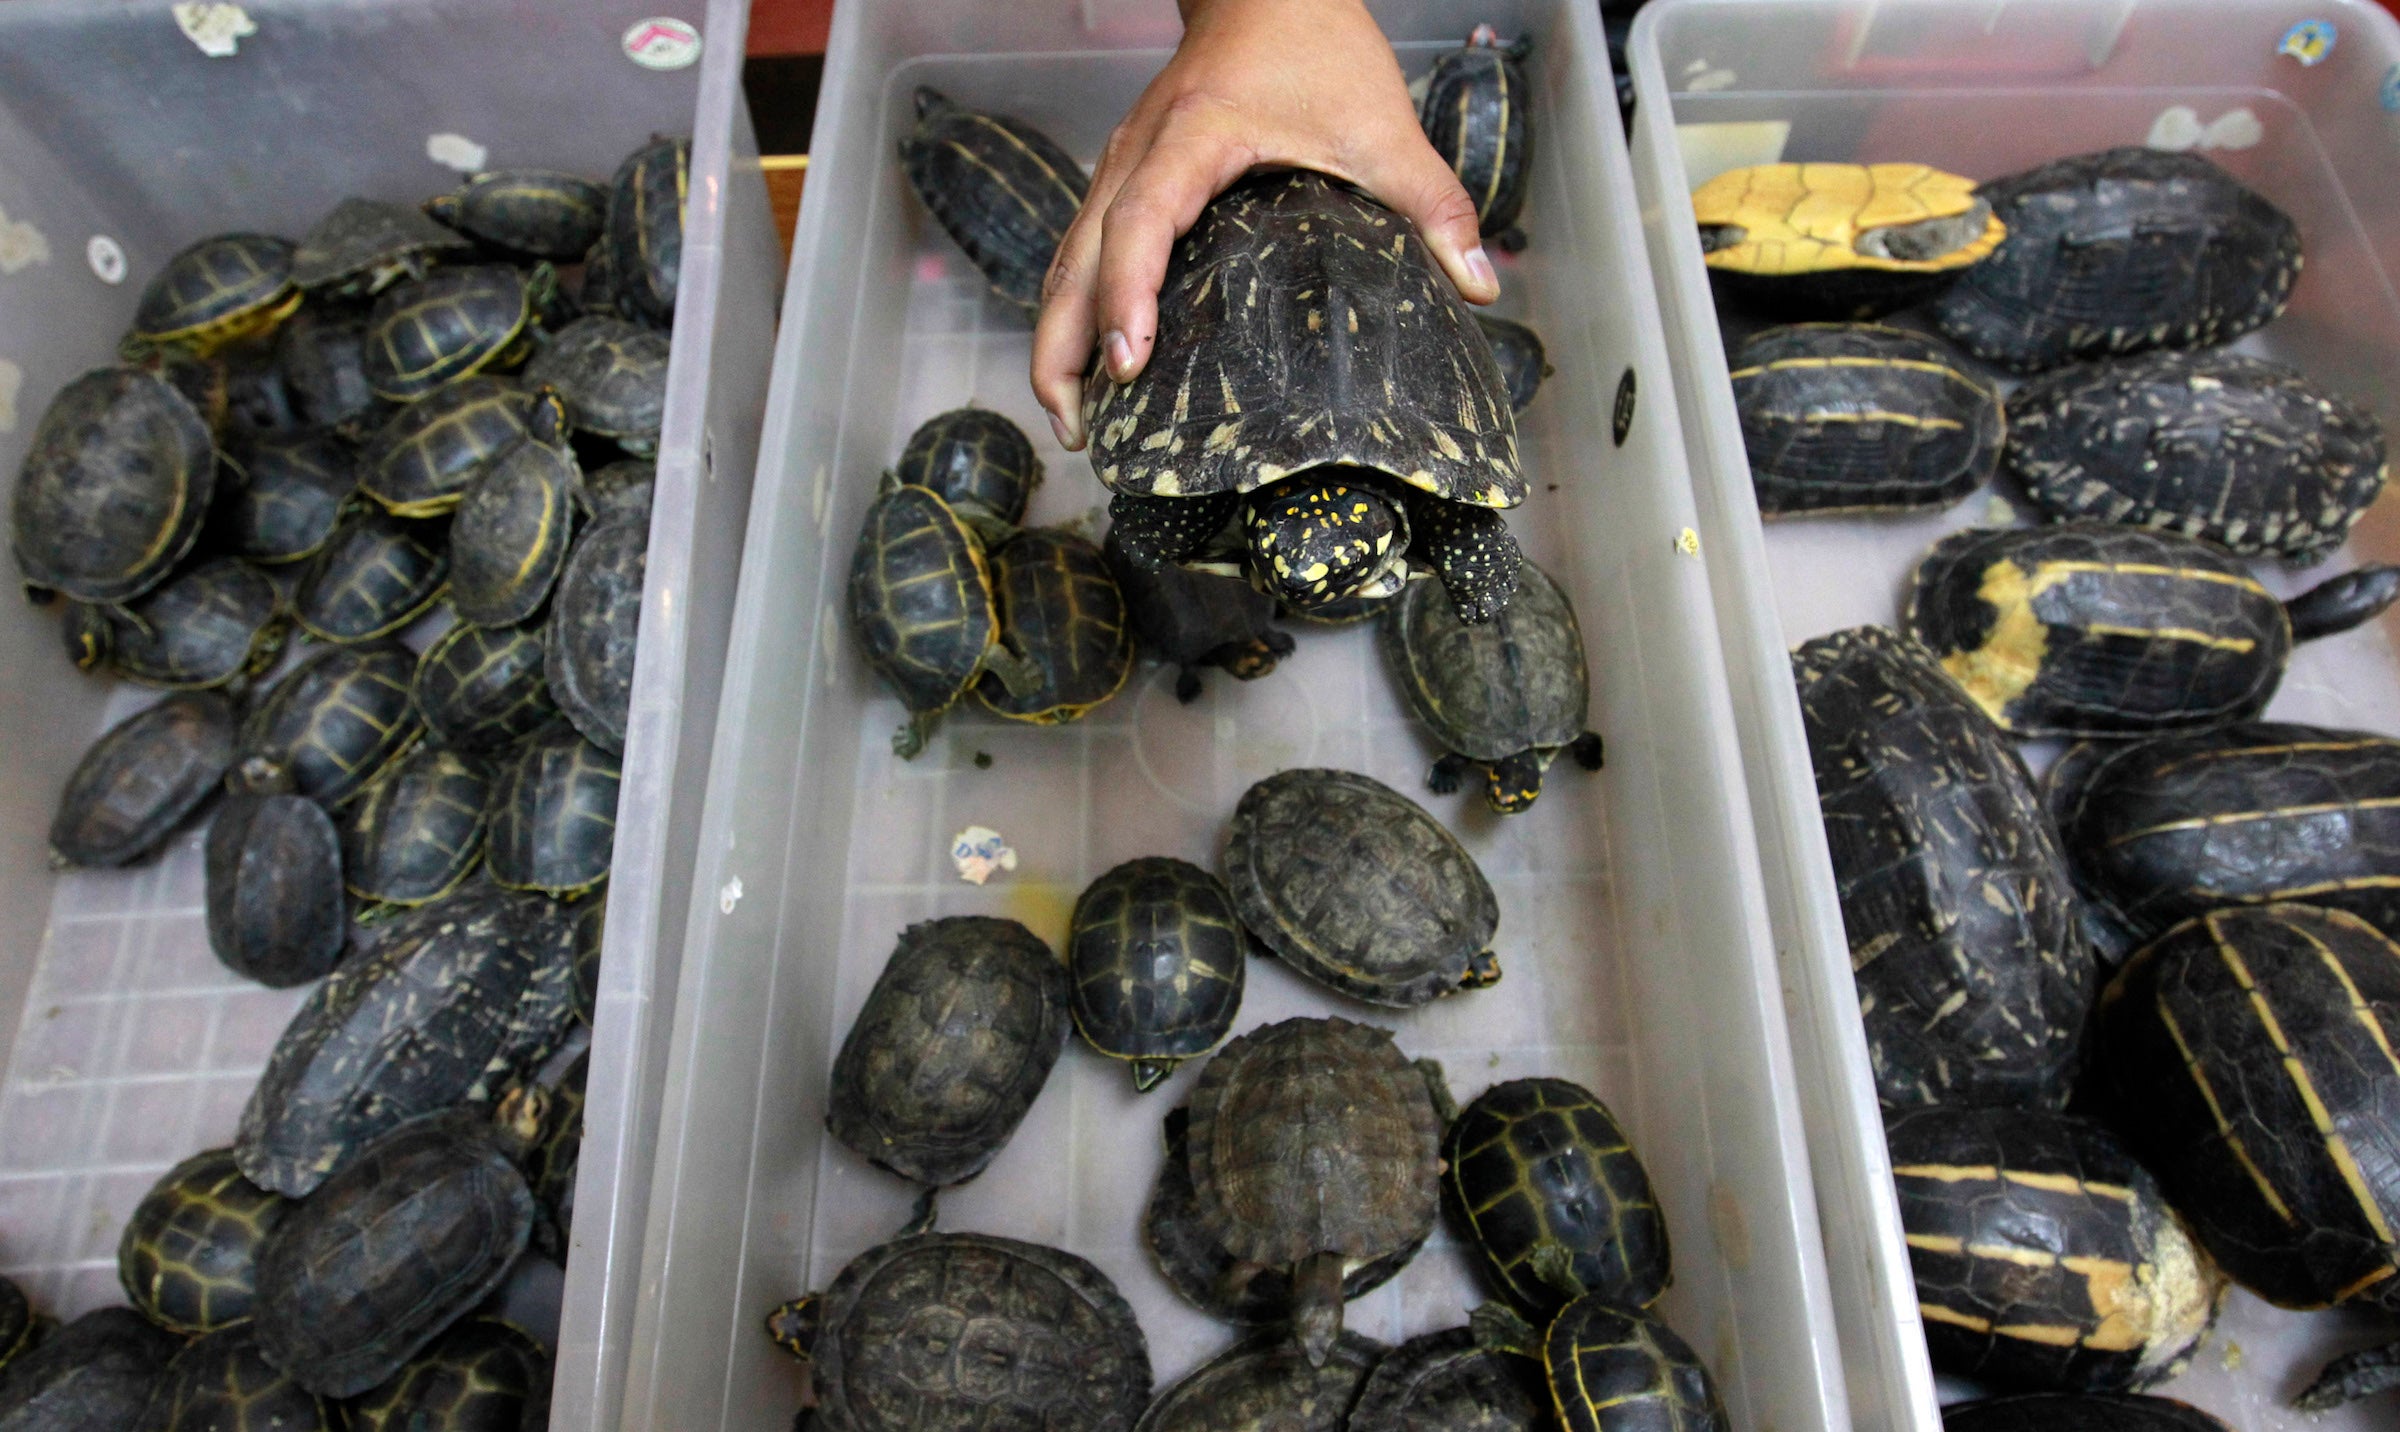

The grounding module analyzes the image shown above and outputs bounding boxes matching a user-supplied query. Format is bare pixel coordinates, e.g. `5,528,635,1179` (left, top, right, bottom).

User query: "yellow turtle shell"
1694,162,2005,276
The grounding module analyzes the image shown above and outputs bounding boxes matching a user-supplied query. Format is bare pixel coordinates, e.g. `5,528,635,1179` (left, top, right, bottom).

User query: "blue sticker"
2279,19,2337,66
2382,62,2400,111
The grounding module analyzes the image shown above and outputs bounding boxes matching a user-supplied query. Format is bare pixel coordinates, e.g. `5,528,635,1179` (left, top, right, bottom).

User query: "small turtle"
143,1326,339,1432
428,169,609,260
545,512,646,754
1070,856,1248,1090
347,1319,553,1432
235,641,424,806
1105,528,1293,702
12,365,217,604
1477,315,1553,413
340,745,492,907
51,689,237,867
293,509,451,643
1730,323,2004,516
523,314,669,456
894,406,1043,524
606,135,689,327
495,1029,588,1258
213,427,360,563
0,1279,37,1371
65,557,285,689
1224,768,1500,1006
578,458,655,522
127,233,302,356
1351,1328,1551,1432
1383,558,1602,814
0,1307,178,1428
1420,28,1536,251
413,621,558,752
1945,1394,2232,1432
277,306,384,435
205,791,347,987
1933,147,2302,372
364,263,554,402
1132,1328,1384,1432
118,1146,289,1334
1477,1294,1729,1432
1186,1016,1447,1366
450,427,581,628
977,528,1135,725
1693,162,2006,318
361,377,563,517
236,885,577,1196
252,1109,536,1397
2004,349,2388,561
292,198,475,299
484,723,619,897
901,91,1086,314
577,236,620,317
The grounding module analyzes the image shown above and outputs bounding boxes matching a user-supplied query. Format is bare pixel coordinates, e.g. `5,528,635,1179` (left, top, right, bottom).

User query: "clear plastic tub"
1626,3,2400,1431
0,4,780,1427
616,2,1856,1429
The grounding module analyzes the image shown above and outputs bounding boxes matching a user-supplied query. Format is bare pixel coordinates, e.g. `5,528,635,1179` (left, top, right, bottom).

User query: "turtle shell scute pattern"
1350,1327,1550,1432
118,1147,287,1335
900,90,1088,315
1383,558,1586,761
849,484,1000,717
1544,1297,1728,1432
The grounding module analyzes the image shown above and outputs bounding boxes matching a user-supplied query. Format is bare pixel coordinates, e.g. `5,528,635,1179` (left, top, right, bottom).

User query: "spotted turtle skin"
1692,162,2005,320
1731,324,2003,517
2005,350,2387,561
897,406,1043,524
607,136,688,327
362,377,558,517
347,1318,553,1432
293,509,450,643
1419,29,1535,250
1103,529,1292,701
450,429,579,628
848,482,1012,758
118,1147,288,1335
143,1326,339,1432
292,198,473,299
978,528,1134,724
235,641,424,807
1477,315,1552,413
278,307,383,435
1540,1296,1728,1432
523,314,669,455
545,513,646,755
1069,857,1247,1091
364,264,549,402
1932,147,2301,373
1885,1104,2221,1390
1350,1327,1550,1432
902,90,1087,315
130,233,301,355
0,1307,178,1428
428,169,609,260
1132,1330,1383,1432
484,723,619,898
341,744,492,906
1793,626,2094,1107
213,427,360,562
1943,1393,2232,1432
12,365,217,604
1224,768,1499,1006
414,621,557,753
204,791,346,987
50,689,237,868
66,557,285,689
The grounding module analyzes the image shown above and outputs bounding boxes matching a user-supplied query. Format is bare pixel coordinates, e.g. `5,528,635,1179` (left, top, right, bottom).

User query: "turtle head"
1241,474,1409,611
422,192,464,227
765,1295,823,1364
1131,1059,1175,1092
527,385,572,446
1216,632,1294,681
523,262,564,323
1487,751,1545,814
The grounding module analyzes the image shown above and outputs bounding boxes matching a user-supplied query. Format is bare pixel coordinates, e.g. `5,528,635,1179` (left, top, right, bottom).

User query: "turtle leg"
1428,753,1471,796
1416,1057,1458,1125
900,1186,941,1237
1290,1252,1348,1369
1571,731,1606,771
981,643,1046,700
1470,1301,1543,1359
892,711,940,760
1174,666,1205,704
1110,490,1241,567
2298,1339,2400,1410
1528,1239,1588,1302
1405,494,1523,624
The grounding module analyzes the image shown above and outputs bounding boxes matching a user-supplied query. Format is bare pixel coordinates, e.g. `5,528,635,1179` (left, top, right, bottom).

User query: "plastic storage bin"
1627,4,2400,1431
0,3,779,1427
618,2,1854,1428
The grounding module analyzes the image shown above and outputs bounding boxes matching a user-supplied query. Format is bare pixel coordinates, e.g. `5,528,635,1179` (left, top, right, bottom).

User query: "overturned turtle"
1692,162,2005,319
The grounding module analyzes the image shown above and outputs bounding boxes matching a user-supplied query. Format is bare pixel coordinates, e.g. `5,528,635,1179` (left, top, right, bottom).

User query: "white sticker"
85,235,126,285
2201,108,2264,151
718,875,743,914
1686,69,1739,92
622,17,703,71
0,207,48,275
1674,527,1701,557
0,359,22,435
950,826,1018,886
2151,105,2265,152
425,133,490,173
172,3,256,57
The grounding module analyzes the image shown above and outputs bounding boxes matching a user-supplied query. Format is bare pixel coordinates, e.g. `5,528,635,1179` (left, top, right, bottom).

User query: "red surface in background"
748,0,833,54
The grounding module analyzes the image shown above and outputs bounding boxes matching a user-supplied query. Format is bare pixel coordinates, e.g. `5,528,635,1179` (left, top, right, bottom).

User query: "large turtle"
212,427,360,562
12,365,217,604
427,169,609,260
1131,1330,1385,1432
545,512,646,754
1069,856,1248,1090
1084,169,1526,623
363,264,553,402
118,1146,289,1334
1104,528,1293,702
522,314,669,456
64,556,285,689
1691,162,2005,320
50,689,237,868
346,1319,553,1432
291,197,473,298
901,91,1088,315
127,233,301,356
205,791,347,987
142,1326,339,1432
0,1307,178,1427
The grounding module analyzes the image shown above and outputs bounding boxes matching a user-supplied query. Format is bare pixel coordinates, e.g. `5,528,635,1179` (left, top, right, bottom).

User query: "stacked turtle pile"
1696,148,2400,1417
0,133,689,1425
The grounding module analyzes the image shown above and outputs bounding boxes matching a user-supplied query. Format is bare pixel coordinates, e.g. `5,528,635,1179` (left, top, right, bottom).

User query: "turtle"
1223,768,1501,1006
1931,146,2303,372
567,897,606,1023
544,511,646,754
2095,902,2400,1312
2299,1342,2400,1411
118,1146,289,1334
1883,1104,2222,1390
578,457,655,522
292,198,475,299
1905,523,2400,737
340,745,492,907
1691,162,2006,319
826,915,1068,1215
127,233,302,356
450,428,581,628
212,426,361,562
233,640,424,806
1103,527,1293,701
1184,1016,1447,1366
1130,1329,1383,1432
483,723,619,897
1381,558,1602,814
204,791,347,987
427,169,609,260
1069,856,1248,1090
522,314,670,455
1085,170,1526,623
900,90,1087,315
1791,626,2095,1107
977,528,1136,725
360,377,563,517
1418,27,1536,251
276,305,385,435
64,556,286,689
346,1318,553,1432
11,365,217,604
143,1326,339,1432
1729,323,2004,516
1943,1394,2232,1432
235,884,577,1196
895,406,1043,525
763,1232,1150,1432
2003,349,2388,561
1350,1327,1551,1432
413,620,558,752
0,1307,178,1428
606,135,689,327
1442,1077,1670,1321
251,1109,536,1397
0,1279,37,1371
50,689,237,867
494,1027,588,1258
292,509,451,642
1475,1293,1729,1432
1477,315,1552,413
363,263,555,402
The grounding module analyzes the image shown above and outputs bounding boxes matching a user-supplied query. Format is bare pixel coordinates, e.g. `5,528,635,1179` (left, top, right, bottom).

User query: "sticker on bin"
85,236,125,285
622,17,703,71
950,826,1017,886
2146,106,2263,152
2278,19,2336,66
426,134,490,173
171,3,255,57
0,208,47,275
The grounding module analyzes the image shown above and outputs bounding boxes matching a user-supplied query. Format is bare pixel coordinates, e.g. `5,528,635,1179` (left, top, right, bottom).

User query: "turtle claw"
1571,732,1606,771
982,644,1044,700
891,712,937,760
1428,753,1470,795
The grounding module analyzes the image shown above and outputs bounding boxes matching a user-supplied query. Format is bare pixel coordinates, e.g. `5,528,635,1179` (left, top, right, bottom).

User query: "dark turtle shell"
277,306,384,435
413,621,558,752
1069,856,1247,1089
427,169,608,260
12,365,217,604
544,512,646,754
1476,315,1551,413
1104,528,1292,701
1542,1296,1728,1432
235,885,576,1196
235,641,423,806
213,427,360,562
143,1326,338,1432
220,342,299,433
522,314,669,455
848,482,1004,758
131,233,301,354
253,1109,536,1398
827,915,1068,1190
1885,1104,2220,1389
293,509,450,643
901,90,1086,315
364,264,547,402
567,897,605,1023
361,376,557,517
2004,349,2387,561
0,1279,34,1371
292,198,473,298
1132,1329,1383,1432
118,1146,288,1334
450,432,579,628
1420,30,1535,247
204,791,346,987
1791,626,2093,1107
578,458,655,522
340,744,491,906
348,1318,553,1432
1350,1327,1549,1432
65,557,285,689
1692,162,2004,320
0,1307,177,1428
1944,1394,2231,1432
51,689,236,867
1932,147,2301,372
1223,768,1499,1006
1731,323,2003,516
484,723,619,897
606,136,689,327
496,1032,588,1258
896,406,1042,524
977,528,1134,724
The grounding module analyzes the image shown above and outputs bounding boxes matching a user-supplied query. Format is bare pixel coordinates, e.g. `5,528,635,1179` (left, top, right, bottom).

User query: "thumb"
1362,140,1499,305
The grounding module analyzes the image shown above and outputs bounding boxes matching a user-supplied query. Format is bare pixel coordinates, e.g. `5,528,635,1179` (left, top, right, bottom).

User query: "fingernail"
1464,246,1498,293
1103,329,1136,380
1045,407,1078,449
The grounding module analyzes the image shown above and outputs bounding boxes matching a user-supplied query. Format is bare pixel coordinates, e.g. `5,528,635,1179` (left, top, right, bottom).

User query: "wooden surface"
764,156,808,258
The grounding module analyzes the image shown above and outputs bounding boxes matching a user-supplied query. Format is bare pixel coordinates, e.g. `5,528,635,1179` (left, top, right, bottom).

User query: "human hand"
1030,0,1499,450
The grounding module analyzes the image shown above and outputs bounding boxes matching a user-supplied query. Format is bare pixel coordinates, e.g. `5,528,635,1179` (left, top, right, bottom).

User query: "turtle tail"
1291,1251,1347,1368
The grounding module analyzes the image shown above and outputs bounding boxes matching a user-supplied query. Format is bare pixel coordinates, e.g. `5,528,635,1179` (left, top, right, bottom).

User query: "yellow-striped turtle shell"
363,263,552,402
427,168,608,260
118,1147,288,1335
1069,857,1247,1090
128,233,301,356
484,722,617,898
975,528,1134,726
901,90,1086,315
234,641,423,806
1535,1296,1729,1432
847,480,1037,758
340,744,491,907
1731,323,2003,516
1693,162,2004,318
